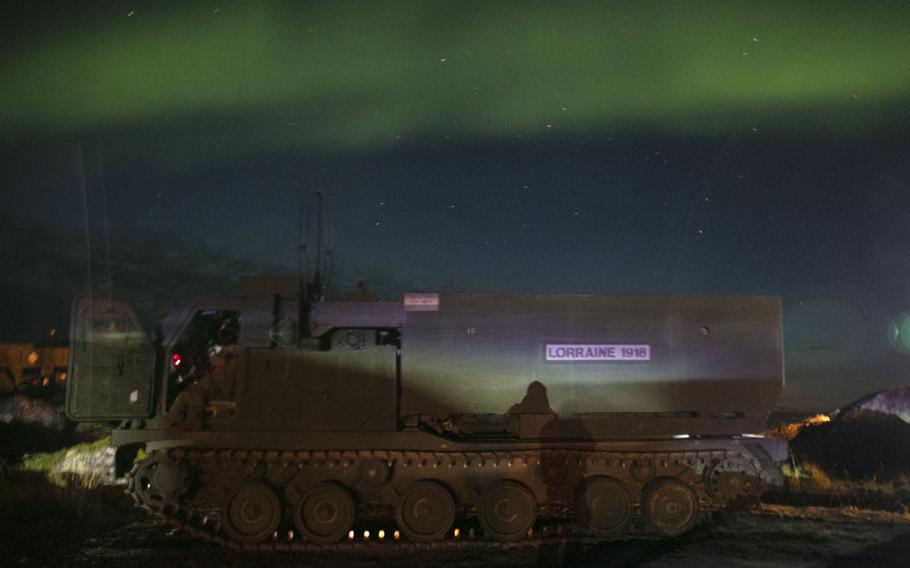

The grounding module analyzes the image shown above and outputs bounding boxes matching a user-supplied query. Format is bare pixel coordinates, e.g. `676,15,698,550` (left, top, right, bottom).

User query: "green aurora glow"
2,1,910,157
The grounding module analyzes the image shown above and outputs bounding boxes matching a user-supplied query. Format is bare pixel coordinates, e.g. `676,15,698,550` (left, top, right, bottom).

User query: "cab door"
66,296,156,420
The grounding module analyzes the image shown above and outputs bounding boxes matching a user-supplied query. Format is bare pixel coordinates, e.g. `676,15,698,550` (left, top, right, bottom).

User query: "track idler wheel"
293,482,356,544
705,458,763,505
131,453,192,511
575,476,633,537
641,478,700,537
396,480,456,543
478,480,537,543
222,482,282,544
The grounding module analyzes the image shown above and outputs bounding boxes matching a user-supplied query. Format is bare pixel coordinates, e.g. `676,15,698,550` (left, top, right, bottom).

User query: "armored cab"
66,278,788,547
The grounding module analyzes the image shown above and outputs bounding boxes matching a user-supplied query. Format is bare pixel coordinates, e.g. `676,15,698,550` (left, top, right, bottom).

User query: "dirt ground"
3,477,909,568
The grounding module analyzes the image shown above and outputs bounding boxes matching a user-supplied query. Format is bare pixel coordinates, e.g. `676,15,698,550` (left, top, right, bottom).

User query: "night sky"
2,1,910,411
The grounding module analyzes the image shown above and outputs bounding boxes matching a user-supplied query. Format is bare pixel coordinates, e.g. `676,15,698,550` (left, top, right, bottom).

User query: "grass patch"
766,462,910,513
19,436,111,472
18,436,112,488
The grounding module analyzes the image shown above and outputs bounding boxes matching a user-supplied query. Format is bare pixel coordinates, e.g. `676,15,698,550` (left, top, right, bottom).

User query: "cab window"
168,309,239,390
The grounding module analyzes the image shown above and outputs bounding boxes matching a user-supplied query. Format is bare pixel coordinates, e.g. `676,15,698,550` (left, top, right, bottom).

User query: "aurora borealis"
2,1,910,410
3,1,910,155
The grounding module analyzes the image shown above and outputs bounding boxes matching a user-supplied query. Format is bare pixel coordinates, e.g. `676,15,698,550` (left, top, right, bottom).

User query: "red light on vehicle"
171,353,182,367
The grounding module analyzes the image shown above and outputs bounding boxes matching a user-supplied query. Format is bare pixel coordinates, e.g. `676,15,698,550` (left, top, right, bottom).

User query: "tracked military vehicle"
66,276,786,549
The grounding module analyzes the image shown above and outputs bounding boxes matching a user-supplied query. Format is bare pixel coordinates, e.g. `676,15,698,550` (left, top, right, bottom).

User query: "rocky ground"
2,474,909,568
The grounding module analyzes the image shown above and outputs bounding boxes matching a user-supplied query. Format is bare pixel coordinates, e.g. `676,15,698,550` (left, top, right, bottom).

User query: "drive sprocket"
127,452,193,511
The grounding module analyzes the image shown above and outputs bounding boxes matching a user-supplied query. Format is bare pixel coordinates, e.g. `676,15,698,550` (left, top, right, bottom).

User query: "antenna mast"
297,191,334,306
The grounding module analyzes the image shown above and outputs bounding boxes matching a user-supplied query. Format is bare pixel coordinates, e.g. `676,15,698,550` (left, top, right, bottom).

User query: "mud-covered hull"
122,429,786,547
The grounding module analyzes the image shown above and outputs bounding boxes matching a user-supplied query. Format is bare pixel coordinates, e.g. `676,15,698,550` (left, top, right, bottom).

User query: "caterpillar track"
125,443,772,552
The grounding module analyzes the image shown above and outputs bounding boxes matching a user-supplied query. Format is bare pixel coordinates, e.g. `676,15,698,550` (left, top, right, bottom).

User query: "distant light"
888,313,910,354
363,530,370,540
393,530,400,541
740,433,763,438
378,530,385,540
27,351,39,365
672,434,690,439
348,530,355,540
453,528,460,538
171,353,182,367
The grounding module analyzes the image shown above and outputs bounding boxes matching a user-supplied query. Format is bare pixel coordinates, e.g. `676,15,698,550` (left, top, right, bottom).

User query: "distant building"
0,342,69,397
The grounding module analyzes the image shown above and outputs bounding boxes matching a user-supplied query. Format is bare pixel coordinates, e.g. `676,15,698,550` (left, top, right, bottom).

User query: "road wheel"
396,480,456,542
575,476,632,536
641,478,700,537
222,482,282,544
293,482,355,543
478,480,537,542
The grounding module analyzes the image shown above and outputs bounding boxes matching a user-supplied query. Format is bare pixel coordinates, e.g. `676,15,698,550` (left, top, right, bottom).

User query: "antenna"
297,191,334,304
